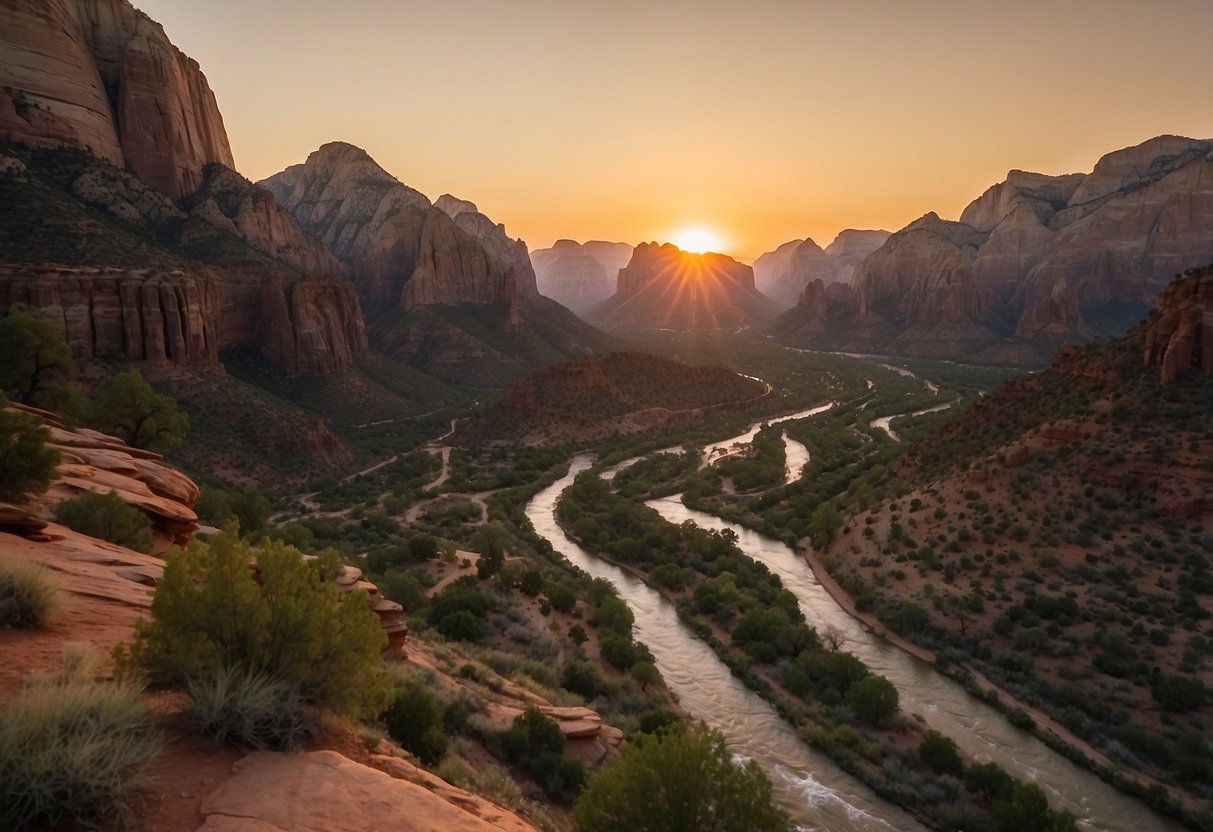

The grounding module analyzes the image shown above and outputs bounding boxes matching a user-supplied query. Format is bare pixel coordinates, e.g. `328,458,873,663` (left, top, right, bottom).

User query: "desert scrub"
54,489,154,553
0,557,64,628
0,402,60,501
0,659,161,830
129,526,391,720
183,665,316,750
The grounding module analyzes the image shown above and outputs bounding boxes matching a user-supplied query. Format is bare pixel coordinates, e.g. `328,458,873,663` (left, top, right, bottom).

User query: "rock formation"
0,264,366,376
589,242,781,331
1140,266,1213,383
769,135,1213,363
181,164,346,276
754,230,890,308
0,0,235,200
531,239,633,311
260,144,535,309
261,143,611,382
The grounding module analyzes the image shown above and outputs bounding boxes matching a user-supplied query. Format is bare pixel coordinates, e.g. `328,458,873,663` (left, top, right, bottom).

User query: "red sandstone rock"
0,0,234,200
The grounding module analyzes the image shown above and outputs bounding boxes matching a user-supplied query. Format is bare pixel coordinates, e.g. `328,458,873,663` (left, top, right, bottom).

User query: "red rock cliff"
1140,268,1213,383
0,0,235,199
0,264,366,376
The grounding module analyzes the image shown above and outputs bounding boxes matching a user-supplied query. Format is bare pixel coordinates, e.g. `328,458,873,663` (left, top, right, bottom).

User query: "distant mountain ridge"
587,242,781,331
531,239,633,312
770,135,1213,363
753,229,890,308
260,142,613,383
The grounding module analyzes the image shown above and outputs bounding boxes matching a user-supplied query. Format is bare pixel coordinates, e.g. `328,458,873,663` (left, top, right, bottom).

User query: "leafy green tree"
0,404,60,501
383,678,448,765
231,488,270,538
92,370,188,451
54,490,153,553
845,674,899,725
0,313,78,413
130,527,390,718
572,723,789,832
919,729,965,778
809,501,843,548
630,660,660,692
992,782,1078,832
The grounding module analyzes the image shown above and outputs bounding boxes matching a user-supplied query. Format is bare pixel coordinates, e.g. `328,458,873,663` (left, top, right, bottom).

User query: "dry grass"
0,557,65,628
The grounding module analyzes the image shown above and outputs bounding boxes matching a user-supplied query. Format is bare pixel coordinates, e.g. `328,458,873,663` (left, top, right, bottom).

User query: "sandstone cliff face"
1140,267,1213,383
182,165,346,277
531,239,632,311
261,144,536,307
0,0,234,199
0,264,366,376
590,242,780,330
770,135,1213,363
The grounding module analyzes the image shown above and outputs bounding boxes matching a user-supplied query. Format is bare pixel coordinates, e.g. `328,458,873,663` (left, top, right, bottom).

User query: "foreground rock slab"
197,750,538,832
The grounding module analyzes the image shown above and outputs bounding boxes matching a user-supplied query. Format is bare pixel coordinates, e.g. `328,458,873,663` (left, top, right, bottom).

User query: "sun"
672,227,723,254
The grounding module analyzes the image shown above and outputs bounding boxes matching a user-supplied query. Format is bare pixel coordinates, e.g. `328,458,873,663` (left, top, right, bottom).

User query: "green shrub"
0,666,160,830
54,490,153,552
383,679,449,765
183,665,316,750
130,527,390,719
845,674,899,725
0,313,78,413
572,723,788,832
0,558,64,628
919,729,965,778
0,404,60,502
91,370,188,451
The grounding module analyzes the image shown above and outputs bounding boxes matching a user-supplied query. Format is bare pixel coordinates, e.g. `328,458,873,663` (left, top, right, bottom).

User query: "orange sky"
138,0,1213,262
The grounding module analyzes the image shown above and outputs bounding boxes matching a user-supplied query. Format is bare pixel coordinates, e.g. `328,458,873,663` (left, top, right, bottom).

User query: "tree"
919,729,965,778
992,782,1078,832
630,660,660,692
383,678,448,765
845,674,899,725
0,313,78,412
0,404,60,501
54,490,153,553
572,723,789,832
130,527,390,718
92,370,188,451
809,501,843,548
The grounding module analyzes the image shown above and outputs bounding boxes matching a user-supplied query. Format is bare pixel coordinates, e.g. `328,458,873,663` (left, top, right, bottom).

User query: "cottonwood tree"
92,370,188,451
0,313,80,413
572,722,788,832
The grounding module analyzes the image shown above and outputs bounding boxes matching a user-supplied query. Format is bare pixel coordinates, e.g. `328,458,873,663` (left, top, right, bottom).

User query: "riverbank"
801,542,1200,826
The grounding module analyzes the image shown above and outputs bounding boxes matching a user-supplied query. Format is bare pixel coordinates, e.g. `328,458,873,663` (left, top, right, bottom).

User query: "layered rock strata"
0,264,366,375
0,0,235,199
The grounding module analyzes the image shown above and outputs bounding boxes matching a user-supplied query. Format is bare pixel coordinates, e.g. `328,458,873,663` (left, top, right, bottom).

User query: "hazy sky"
137,0,1213,261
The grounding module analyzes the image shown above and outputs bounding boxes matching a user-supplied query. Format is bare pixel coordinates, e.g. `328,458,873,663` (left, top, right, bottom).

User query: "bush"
383,678,449,765
1152,674,1207,712
561,661,600,700
130,527,390,719
845,674,899,725
0,313,78,413
572,723,788,832
0,666,160,830
919,730,965,778
0,405,60,502
54,490,154,552
0,558,64,628
183,665,315,750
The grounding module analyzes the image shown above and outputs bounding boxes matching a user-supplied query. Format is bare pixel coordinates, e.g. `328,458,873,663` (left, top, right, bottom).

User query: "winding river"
524,401,1185,831
528,459,927,832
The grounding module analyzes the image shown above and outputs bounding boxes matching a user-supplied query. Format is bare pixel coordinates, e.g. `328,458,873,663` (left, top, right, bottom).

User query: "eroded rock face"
183,165,346,277
0,0,235,199
197,751,539,832
1140,267,1213,383
0,264,366,376
531,239,632,311
769,135,1213,362
261,144,534,308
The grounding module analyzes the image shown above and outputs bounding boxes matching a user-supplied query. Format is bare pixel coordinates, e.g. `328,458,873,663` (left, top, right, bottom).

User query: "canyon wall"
0,0,235,200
